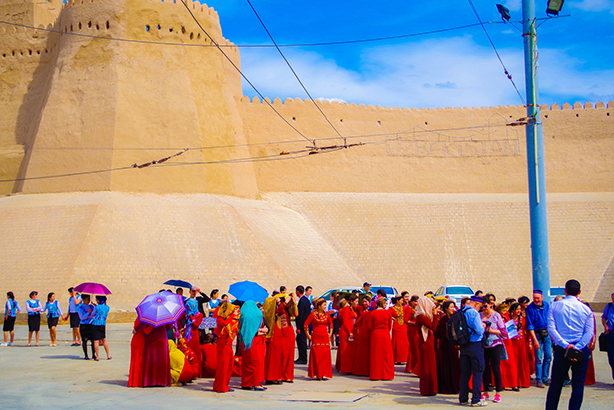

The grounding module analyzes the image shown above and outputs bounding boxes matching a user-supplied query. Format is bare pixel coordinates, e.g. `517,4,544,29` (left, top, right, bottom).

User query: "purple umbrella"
74,282,112,295
136,291,185,327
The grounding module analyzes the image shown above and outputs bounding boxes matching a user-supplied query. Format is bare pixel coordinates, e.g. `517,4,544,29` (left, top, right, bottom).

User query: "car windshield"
371,286,395,295
446,286,473,294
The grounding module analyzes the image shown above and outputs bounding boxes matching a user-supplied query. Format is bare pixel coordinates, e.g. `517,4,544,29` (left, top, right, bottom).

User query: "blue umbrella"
228,280,269,303
163,279,192,288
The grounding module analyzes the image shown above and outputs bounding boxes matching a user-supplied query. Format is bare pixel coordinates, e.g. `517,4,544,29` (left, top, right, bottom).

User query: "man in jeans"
526,289,551,388
459,295,487,407
545,279,594,410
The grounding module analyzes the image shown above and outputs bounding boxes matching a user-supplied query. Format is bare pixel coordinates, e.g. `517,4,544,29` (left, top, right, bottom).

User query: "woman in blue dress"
42,292,63,347
92,296,111,361
2,291,22,346
26,291,43,346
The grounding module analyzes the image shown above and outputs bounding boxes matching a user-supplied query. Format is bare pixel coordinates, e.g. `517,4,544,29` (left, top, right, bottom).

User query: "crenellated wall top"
239,95,614,113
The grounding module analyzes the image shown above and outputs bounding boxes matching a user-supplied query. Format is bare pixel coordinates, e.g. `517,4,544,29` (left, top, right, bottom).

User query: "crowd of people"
3,280,611,408
2,287,111,360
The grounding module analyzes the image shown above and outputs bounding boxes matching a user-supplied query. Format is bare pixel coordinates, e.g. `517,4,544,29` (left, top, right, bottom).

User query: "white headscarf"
415,296,436,342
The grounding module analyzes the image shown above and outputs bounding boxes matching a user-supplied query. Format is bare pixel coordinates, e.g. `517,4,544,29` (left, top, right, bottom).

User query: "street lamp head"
496,4,511,21
546,0,565,16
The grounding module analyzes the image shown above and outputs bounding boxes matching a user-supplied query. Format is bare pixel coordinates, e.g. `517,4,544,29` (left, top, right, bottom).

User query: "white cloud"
569,0,614,13
238,36,614,109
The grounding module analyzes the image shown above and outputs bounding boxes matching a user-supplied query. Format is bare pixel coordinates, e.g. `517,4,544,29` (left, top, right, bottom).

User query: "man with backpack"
454,295,487,406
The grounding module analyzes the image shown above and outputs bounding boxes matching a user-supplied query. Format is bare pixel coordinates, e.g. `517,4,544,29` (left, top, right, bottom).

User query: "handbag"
599,332,608,352
501,344,509,361
564,347,585,364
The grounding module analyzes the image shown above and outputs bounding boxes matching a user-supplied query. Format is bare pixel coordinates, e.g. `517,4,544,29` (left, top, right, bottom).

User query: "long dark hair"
47,292,54,302
7,291,15,300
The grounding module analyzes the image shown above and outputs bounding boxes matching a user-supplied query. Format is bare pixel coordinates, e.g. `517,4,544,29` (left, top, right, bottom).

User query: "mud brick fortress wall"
0,0,612,316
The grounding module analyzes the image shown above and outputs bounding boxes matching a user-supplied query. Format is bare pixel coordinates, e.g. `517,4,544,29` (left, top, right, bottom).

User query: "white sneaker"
7,342,14,346
471,401,489,407
0,343,7,346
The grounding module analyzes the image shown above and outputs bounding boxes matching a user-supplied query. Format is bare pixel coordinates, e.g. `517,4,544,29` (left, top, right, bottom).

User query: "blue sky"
200,0,614,109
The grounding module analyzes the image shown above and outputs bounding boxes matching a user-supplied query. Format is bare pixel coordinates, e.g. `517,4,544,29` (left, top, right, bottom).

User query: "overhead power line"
245,0,344,142
467,0,526,106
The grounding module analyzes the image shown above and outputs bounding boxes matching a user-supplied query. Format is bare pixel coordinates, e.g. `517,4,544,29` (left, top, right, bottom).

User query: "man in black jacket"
295,285,311,364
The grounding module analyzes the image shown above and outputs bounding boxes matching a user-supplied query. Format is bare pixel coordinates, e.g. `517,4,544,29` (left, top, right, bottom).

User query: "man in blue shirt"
545,279,594,410
526,289,551,388
601,292,614,382
459,295,487,407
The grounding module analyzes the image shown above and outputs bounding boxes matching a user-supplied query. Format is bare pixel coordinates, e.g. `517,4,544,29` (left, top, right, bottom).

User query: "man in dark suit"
295,285,310,364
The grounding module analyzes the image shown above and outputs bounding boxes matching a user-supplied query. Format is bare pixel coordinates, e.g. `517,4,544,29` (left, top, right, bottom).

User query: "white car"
434,285,474,305
316,285,398,301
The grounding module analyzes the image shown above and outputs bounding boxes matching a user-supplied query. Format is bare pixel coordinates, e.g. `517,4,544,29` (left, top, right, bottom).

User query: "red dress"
508,316,531,388
340,307,358,374
304,311,333,379
391,305,409,364
242,333,266,388
352,310,372,377
200,343,217,378
336,305,357,372
128,318,146,387
369,308,394,380
140,322,172,387
213,313,239,393
264,318,283,382
279,305,296,381
186,312,203,378
415,314,438,395
404,306,420,374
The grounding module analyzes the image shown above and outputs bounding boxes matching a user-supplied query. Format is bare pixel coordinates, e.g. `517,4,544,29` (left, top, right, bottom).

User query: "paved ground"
1,323,613,410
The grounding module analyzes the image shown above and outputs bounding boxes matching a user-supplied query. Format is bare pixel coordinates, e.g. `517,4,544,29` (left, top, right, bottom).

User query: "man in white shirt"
545,279,594,410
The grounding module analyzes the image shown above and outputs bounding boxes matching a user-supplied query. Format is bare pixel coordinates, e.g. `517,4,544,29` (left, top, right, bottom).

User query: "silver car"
434,285,474,305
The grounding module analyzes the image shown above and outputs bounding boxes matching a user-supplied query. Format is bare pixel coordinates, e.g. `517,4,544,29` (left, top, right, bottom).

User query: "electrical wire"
178,0,312,144
245,0,344,142
466,0,526,106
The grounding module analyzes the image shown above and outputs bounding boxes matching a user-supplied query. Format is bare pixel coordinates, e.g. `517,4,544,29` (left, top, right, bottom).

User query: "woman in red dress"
128,317,146,387
509,303,531,389
339,295,359,374
239,300,268,391
304,298,334,380
263,293,297,384
404,295,419,374
496,303,518,391
213,301,239,393
436,301,460,394
369,297,394,380
352,296,372,377
200,333,218,378
131,318,172,387
583,302,596,386
414,296,439,396
391,297,409,364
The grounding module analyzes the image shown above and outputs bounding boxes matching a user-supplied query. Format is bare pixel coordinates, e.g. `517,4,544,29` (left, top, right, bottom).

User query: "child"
2,291,22,346
26,291,42,346
92,296,111,361
42,292,63,347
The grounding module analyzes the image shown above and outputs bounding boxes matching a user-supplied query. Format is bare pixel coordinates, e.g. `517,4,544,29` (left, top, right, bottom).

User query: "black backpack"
447,307,473,346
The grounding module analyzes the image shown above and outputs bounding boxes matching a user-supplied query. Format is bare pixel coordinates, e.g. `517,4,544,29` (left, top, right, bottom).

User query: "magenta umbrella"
136,291,185,328
74,282,112,295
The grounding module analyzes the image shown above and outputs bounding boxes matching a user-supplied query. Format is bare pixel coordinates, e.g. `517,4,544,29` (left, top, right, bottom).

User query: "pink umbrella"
74,282,112,295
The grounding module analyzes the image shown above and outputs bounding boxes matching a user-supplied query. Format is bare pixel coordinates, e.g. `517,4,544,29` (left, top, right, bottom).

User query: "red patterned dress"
304,311,333,379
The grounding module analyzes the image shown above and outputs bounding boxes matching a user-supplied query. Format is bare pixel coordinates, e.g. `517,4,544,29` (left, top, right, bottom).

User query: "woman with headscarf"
352,295,372,377
404,295,420,374
239,300,268,390
184,287,204,377
213,300,240,393
436,300,460,394
263,293,297,384
414,296,439,396
304,298,333,380
339,294,359,374
391,296,409,364
369,297,394,380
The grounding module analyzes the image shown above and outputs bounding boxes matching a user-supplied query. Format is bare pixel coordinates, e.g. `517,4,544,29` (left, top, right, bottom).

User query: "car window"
446,286,473,294
371,286,395,295
435,287,444,295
